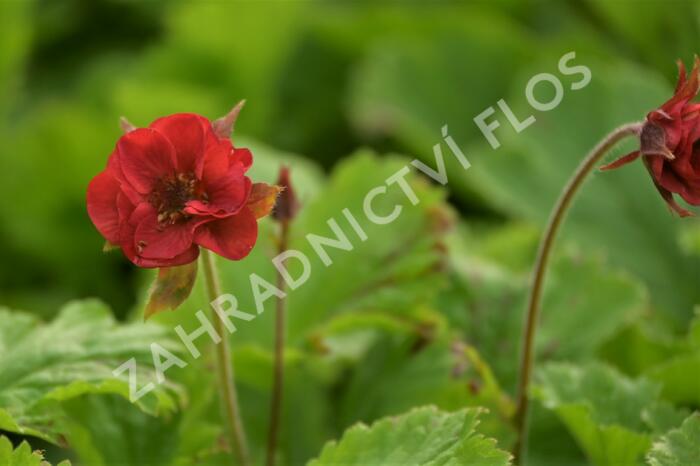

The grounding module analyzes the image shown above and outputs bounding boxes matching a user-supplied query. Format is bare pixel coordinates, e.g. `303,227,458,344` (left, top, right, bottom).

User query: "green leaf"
645,354,700,406
447,225,647,391
535,363,674,466
351,40,700,324
232,345,334,466
600,322,688,377
60,395,181,466
0,299,183,443
307,406,511,466
647,414,700,466
0,436,71,466
145,262,199,320
642,402,691,437
337,332,515,447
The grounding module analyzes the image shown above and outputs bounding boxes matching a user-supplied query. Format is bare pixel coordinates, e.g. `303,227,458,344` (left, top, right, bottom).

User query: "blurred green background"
1,0,698,321
1,1,700,465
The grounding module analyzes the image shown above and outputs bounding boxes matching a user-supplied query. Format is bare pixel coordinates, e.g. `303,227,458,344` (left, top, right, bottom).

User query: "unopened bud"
272,166,300,223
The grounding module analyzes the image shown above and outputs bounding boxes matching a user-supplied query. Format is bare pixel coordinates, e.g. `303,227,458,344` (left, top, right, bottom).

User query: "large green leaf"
350,36,699,324
535,363,683,466
307,406,511,466
600,322,689,377
446,224,647,391
0,436,70,466
647,414,700,466
60,395,181,466
333,325,515,446
0,300,183,443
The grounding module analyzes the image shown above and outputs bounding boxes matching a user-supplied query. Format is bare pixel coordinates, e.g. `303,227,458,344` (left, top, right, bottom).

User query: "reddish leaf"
145,261,198,320
246,182,282,219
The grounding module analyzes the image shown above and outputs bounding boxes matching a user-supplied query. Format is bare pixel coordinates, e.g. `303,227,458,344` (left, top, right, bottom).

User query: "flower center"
149,172,207,224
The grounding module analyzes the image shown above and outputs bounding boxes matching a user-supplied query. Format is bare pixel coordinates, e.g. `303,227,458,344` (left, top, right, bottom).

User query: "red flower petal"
232,147,253,171
117,128,177,194
201,134,234,182
126,242,200,268
186,168,251,218
86,171,122,243
661,57,700,115
129,203,204,260
116,203,200,267
643,157,695,216
150,113,207,176
194,207,258,260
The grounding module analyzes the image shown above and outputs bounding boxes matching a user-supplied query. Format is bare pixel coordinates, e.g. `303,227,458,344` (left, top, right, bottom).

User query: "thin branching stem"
513,122,643,463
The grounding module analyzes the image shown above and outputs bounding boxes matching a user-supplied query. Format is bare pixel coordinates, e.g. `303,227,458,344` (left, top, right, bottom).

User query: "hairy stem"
266,221,290,466
513,122,643,463
201,248,251,466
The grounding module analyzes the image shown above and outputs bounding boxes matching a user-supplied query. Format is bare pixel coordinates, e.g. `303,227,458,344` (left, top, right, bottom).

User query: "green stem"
201,248,252,466
266,221,290,466
512,122,643,463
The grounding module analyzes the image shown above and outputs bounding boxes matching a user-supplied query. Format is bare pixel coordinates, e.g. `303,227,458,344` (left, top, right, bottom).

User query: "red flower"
87,112,271,267
602,57,700,217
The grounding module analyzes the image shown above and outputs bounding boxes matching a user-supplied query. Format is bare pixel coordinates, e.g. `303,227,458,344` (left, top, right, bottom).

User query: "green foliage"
647,414,700,466
141,152,459,464
646,354,700,407
535,363,688,466
0,436,70,466
350,42,699,325
446,225,648,391
307,406,511,466
2,2,700,465
0,300,183,443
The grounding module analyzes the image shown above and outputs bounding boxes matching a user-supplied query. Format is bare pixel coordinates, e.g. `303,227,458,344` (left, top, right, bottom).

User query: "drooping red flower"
87,111,275,267
602,57,700,217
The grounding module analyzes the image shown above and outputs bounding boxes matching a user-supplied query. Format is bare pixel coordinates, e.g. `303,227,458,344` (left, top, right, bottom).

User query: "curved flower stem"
513,122,643,463
201,248,252,466
266,221,290,466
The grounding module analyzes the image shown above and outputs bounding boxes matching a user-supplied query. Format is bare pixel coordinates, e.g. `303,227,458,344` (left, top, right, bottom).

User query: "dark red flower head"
87,111,276,267
602,57,700,217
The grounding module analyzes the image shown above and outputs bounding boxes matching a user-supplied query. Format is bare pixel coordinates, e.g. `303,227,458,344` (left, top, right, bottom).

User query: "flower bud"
272,166,299,223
